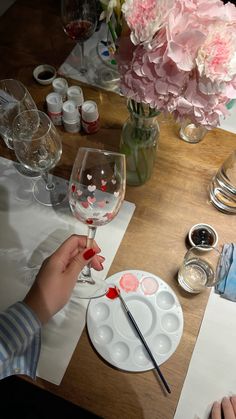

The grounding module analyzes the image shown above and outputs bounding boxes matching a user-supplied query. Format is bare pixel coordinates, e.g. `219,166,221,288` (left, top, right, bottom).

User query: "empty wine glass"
12,110,68,206
0,79,40,177
61,0,98,75
69,147,126,298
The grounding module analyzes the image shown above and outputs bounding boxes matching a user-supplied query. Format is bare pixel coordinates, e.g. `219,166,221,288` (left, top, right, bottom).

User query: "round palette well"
87,270,184,372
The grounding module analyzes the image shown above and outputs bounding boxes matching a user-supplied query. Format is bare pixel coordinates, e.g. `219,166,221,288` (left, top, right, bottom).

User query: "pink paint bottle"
81,100,99,134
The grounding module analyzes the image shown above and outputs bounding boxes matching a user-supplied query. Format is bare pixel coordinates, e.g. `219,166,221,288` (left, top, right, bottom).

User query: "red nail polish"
83,248,96,260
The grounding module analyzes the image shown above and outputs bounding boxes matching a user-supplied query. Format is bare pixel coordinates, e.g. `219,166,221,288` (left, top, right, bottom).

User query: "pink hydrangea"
122,0,174,45
116,0,236,128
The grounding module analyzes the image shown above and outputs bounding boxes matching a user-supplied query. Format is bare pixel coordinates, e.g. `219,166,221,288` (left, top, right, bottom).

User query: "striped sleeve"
0,301,41,380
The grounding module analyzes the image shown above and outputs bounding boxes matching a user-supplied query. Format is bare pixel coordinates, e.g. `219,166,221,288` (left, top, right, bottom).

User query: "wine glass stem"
80,225,97,279
78,42,87,74
41,171,55,191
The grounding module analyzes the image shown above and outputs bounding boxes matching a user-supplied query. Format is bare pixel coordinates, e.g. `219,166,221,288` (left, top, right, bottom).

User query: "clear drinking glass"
209,150,236,214
178,245,222,294
61,0,98,75
0,79,40,177
69,147,126,299
179,119,208,143
12,110,68,206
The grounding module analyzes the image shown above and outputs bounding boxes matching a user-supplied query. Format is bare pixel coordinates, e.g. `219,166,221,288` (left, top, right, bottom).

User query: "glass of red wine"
61,0,98,75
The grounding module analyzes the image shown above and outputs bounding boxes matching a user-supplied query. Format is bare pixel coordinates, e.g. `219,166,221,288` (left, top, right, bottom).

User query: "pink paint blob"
119,273,139,293
140,277,159,295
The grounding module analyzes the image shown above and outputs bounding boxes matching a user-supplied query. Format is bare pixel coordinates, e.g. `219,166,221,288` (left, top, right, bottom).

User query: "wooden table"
1,1,236,418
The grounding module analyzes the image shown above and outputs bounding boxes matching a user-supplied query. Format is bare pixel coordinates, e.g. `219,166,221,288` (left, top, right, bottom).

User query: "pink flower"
122,0,173,45
116,0,236,128
196,24,236,84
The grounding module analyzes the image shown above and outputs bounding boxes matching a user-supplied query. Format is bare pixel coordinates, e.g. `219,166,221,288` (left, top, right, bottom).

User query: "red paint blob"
101,185,107,192
106,287,119,299
86,218,93,224
71,184,76,193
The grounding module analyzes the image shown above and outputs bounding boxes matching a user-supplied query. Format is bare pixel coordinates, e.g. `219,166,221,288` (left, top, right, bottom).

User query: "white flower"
100,0,119,22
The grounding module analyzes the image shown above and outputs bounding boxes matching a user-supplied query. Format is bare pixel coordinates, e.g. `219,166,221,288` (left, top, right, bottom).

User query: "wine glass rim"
79,147,125,157
13,109,53,142
0,78,30,103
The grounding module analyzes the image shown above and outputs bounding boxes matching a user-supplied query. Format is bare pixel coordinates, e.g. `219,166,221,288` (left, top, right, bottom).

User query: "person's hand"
210,396,236,419
23,234,105,324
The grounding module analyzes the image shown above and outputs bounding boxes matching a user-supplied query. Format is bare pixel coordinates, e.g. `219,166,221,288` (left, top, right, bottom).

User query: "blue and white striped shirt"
0,302,41,380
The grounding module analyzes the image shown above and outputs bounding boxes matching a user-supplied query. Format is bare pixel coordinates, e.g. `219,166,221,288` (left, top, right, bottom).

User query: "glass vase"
120,100,160,186
179,119,208,143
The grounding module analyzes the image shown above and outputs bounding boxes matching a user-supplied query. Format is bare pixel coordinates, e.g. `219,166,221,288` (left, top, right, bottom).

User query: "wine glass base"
73,278,108,299
33,176,68,206
78,67,88,75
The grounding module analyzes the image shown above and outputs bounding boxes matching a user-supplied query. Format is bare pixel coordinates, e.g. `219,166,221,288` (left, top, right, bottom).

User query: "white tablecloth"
0,156,135,384
174,289,236,419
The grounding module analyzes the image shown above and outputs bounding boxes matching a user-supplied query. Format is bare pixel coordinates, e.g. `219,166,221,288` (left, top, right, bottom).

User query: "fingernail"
83,248,96,260
99,262,104,270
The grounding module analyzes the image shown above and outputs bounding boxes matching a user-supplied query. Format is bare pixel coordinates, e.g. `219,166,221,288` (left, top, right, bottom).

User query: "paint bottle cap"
52,77,68,100
67,85,84,107
46,92,63,113
81,100,99,123
62,100,79,122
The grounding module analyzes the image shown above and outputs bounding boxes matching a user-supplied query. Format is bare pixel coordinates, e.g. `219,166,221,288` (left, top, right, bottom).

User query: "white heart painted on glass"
111,179,116,184
88,185,96,192
114,191,119,197
101,179,107,186
87,174,92,180
77,190,83,196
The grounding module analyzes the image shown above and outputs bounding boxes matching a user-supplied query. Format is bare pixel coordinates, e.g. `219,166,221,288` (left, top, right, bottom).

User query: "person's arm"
0,301,41,379
0,234,104,379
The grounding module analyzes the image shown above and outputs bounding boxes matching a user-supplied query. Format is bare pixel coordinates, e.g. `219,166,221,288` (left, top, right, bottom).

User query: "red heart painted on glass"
87,196,96,204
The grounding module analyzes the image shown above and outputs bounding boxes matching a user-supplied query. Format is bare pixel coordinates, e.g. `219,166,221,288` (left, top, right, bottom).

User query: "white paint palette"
87,270,184,372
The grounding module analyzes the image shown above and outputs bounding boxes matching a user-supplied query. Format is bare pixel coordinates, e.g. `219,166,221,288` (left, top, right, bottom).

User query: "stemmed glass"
61,0,98,75
12,110,68,206
69,147,126,299
0,79,39,177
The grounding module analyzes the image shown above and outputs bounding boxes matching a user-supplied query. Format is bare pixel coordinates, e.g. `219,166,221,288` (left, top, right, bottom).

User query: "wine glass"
0,79,40,177
61,0,98,75
69,147,126,299
12,109,68,206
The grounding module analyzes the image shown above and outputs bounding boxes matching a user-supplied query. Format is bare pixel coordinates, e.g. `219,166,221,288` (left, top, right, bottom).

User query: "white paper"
0,156,135,384
174,289,236,419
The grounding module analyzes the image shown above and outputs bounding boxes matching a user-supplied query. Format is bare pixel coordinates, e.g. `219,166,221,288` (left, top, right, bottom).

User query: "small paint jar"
46,92,63,125
33,64,56,85
62,100,81,133
81,100,99,134
62,115,81,133
52,77,68,101
62,100,79,121
67,85,84,111
188,223,218,251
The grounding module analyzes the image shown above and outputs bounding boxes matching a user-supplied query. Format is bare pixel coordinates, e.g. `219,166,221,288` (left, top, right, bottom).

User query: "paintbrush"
115,286,171,394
